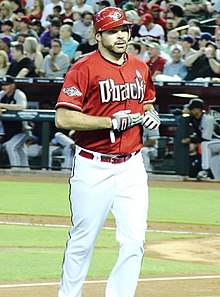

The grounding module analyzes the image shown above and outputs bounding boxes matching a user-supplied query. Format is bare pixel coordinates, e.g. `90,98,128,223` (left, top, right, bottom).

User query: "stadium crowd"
0,0,220,179
0,0,219,81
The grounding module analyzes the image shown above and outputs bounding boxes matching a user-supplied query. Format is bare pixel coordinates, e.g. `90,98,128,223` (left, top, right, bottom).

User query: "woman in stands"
27,0,44,20
0,50,10,77
23,36,43,75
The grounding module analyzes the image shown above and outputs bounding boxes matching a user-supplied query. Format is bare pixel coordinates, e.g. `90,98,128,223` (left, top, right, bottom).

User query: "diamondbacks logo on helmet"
109,11,123,21
62,86,82,97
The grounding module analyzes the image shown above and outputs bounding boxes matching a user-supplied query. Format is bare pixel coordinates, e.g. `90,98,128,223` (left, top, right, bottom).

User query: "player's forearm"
0,103,25,110
55,108,112,131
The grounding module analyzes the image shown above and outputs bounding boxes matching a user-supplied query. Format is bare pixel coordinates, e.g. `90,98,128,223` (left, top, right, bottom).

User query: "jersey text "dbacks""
99,78,146,104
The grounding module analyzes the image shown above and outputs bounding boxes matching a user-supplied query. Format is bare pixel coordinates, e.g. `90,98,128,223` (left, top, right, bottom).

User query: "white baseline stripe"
0,221,220,236
1,275,220,289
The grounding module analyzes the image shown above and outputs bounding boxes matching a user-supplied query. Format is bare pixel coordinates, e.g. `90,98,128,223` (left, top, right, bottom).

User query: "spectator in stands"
0,20,16,41
96,0,110,11
0,36,13,63
15,32,28,44
127,0,149,16
138,13,165,40
59,24,79,63
122,1,136,13
74,26,97,61
39,38,69,78
10,0,23,15
150,4,167,34
162,44,187,79
30,19,45,37
160,30,179,55
27,0,44,20
126,40,142,58
182,0,208,20
23,36,43,74
214,29,220,60
41,0,64,27
187,26,202,50
60,0,74,21
72,0,94,14
180,34,197,59
7,42,37,77
125,9,140,38
169,4,188,32
146,42,167,78
46,4,62,22
141,127,160,172
39,18,61,55
72,11,94,43
0,1,17,22
15,16,40,41
197,32,213,49
0,75,29,169
184,41,220,80
62,18,82,44
0,50,10,77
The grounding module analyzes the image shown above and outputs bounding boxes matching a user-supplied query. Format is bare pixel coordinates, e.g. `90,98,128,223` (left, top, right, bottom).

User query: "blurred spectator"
39,18,61,55
74,26,97,61
122,1,136,12
96,0,110,11
214,11,220,33
15,32,28,44
72,11,93,43
0,1,17,22
187,26,202,50
27,0,44,20
30,19,45,37
39,38,69,78
72,0,94,14
15,16,40,41
46,4,62,22
0,50,10,76
0,75,29,169
180,34,197,59
10,0,23,15
7,42,37,77
162,44,187,79
182,0,208,20
126,0,149,16
141,127,160,172
169,4,188,32
0,36,13,63
150,4,167,34
0,20,16,41
125,9,140,38
59,24,79,63
146,42,167,78
41,0,64,27
197,32,213,49
138,13,165,40
60,0,74,21
23,36,43,74
62,18,82,44
214,29,220,60
184,41,220,80
160,30,179,55
126,40,142,58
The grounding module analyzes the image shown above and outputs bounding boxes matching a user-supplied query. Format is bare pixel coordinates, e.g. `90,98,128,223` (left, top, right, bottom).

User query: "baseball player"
0,75,29,169
55,7,160,297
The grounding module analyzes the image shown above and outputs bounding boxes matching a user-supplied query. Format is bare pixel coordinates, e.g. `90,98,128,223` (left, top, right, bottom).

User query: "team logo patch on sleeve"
62,86,82,97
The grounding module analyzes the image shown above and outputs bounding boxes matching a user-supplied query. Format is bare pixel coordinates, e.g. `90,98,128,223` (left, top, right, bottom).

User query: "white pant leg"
106,153,148,297
58,154,116,297
4,133,28,167
55,132,75,169
201,140,220,170
207,140,220,179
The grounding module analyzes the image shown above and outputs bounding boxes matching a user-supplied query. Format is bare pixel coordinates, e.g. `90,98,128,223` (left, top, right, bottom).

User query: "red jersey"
56,50,156,155
146,56,167,76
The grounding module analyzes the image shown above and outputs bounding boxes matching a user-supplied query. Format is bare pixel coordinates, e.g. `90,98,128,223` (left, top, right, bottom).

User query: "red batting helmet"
93,7,132,33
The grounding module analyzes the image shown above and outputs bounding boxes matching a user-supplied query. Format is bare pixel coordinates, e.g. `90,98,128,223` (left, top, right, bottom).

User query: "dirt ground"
1,174,220,297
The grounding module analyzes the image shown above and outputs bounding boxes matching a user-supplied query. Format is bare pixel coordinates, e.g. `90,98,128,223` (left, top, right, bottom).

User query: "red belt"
79,149,140,164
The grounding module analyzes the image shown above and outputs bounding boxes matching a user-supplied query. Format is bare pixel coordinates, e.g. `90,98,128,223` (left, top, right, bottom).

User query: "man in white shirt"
138,13,165,40
41,0,64,27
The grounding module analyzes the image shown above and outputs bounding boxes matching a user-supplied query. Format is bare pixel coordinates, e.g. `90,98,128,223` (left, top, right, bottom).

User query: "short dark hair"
170,5,184,17
11,42,24,54
52,38,62,47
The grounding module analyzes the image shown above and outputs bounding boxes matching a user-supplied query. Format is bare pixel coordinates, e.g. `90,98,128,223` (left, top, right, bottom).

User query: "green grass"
0,181,220,225
0,225,204,248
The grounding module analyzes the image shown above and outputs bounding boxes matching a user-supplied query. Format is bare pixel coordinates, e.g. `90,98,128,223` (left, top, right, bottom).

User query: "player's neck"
98,50,127,65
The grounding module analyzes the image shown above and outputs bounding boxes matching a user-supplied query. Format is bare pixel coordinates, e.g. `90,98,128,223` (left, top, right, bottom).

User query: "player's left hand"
142,110,160,130
111,110,143,131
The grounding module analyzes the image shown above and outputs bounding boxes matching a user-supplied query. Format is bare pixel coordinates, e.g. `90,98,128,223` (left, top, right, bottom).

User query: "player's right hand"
111,110,143,131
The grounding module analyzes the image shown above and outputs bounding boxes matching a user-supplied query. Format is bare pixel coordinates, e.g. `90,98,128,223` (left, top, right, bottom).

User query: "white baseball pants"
201,140,220,179
58,146,149,297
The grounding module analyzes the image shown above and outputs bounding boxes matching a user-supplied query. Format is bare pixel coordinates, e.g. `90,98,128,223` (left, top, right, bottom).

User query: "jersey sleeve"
143,66,156,105
55,66,88,111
